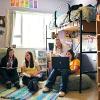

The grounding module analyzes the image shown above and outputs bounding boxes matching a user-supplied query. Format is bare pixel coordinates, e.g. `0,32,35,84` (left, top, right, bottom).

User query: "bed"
49,5,96,30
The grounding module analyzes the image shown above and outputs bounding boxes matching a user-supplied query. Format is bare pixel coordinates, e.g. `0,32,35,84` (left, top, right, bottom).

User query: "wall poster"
10,0,38,8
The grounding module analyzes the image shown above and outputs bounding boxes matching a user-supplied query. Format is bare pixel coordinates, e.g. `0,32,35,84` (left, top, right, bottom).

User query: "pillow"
54,74,93,91
68,74,93,91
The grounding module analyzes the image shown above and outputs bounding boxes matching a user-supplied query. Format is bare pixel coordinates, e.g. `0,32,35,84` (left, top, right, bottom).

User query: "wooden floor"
38,80,98,100
0,79,97,100
57,88,98,100
57,81,98,100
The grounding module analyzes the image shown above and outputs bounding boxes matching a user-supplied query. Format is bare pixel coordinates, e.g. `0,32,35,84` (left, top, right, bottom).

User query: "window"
12,11,53,49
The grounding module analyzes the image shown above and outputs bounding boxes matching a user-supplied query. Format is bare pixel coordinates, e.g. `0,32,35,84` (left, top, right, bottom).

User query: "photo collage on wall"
10,0,38,8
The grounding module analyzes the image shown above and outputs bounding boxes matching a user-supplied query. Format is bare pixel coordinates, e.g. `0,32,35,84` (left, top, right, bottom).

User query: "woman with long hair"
0,47,20,89
43,49,80,97
21,51,41,86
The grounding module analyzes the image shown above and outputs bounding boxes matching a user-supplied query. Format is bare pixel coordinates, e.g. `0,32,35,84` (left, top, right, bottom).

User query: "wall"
0,0,8,16
70,0,97,6
0,0,70,48
0,0,70,16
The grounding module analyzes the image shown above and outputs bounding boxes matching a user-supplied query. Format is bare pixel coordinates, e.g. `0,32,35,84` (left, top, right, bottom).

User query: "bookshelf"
35,50,47,72
96,13,100,100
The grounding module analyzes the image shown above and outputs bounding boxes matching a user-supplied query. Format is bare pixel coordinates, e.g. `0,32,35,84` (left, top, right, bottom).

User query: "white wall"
0,0,9,15
0,0,70,16
14,48,35,67
0,0,70,48
70,0,97,6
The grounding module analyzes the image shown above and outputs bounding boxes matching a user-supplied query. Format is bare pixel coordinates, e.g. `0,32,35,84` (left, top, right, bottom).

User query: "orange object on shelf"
97,14,100,21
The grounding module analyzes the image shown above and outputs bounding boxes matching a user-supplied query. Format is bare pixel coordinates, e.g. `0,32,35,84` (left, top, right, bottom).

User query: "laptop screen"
52,57,69,69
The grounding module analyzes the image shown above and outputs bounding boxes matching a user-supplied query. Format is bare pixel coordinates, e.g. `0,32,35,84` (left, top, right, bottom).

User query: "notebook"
52,57,69,69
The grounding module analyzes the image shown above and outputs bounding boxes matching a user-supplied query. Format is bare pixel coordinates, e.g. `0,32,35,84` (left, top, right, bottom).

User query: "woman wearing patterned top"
0,47,20,89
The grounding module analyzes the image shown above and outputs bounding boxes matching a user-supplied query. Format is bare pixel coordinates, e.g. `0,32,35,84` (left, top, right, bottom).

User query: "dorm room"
0,0,99,100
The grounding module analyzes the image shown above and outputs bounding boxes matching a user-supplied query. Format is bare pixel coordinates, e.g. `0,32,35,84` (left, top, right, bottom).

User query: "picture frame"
0,16,5,27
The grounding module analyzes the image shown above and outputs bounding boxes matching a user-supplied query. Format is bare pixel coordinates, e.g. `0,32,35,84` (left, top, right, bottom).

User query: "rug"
0,86,17,99
0,85,59,100
28,89,59,100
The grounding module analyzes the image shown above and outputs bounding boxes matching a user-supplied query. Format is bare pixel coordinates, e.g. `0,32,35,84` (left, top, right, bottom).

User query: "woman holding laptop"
43,49,80,97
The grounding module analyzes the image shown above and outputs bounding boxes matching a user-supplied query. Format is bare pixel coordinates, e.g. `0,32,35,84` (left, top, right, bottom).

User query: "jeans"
22,76,39,86
0,68,19,84
45,68,70,92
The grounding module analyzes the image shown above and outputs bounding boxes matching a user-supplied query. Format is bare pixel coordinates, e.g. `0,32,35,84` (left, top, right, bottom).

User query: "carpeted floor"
0,84,59,100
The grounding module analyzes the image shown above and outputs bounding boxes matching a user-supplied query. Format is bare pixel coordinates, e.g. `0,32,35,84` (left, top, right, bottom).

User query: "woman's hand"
22,72,31,77
30,70,40,77
71,65,80,74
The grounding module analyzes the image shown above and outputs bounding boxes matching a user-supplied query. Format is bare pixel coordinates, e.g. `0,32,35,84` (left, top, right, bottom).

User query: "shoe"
6,81,11,89
43,87,50,93
15,83,21,89
58,91,65,97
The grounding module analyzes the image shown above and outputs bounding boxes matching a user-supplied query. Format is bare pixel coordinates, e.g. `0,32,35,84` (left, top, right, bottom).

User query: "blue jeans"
45,69,70,92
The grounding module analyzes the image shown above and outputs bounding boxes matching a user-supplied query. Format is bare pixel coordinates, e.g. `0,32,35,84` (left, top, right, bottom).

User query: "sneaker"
14,83,21,89
58,91,65,97
43,87,50,93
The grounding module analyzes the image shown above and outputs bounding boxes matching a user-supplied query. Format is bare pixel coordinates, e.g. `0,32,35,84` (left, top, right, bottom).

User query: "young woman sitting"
0,47,20,89
21,51,41,86
43,49,80,97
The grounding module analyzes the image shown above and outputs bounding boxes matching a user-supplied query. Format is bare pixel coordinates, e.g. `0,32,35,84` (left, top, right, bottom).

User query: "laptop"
52,57,69,70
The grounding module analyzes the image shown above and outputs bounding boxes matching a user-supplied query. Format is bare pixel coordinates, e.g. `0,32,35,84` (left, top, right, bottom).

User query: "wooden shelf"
98,67,100,70
97,35,100,51
55,23,79,32
82,20,96,32
97,14,100,100
97,53,100,66
96,15,100,100
96,21,100,34
98,83,100,87
97,34,100,36
96,14,100,22
52,20,96,33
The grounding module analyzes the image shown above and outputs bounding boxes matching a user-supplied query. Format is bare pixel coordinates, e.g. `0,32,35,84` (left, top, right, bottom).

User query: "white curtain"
5,10,16,47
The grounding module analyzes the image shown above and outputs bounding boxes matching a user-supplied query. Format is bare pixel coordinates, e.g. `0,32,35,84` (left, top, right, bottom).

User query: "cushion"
54,74,93,91
0,48,7,62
